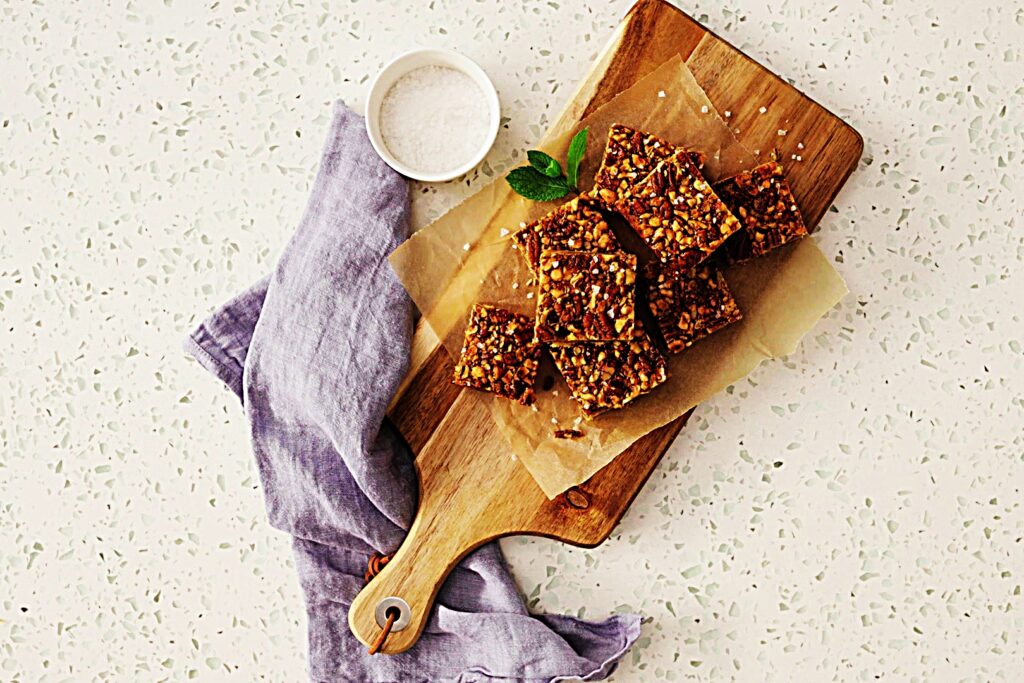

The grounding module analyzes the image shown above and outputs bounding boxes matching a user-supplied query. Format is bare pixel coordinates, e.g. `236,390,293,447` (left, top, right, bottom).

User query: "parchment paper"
389,56,848,498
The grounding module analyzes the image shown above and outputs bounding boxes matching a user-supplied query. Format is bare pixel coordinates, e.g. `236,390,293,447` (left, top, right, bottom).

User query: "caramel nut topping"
592,123,707,210
549,328,668,418
535,251,637,344
452,304,542,405
618,150,741,272
714,161,808,264
511,195,620,274
643,262,742,354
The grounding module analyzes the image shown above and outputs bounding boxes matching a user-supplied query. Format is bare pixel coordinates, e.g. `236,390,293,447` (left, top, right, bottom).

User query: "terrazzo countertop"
2,0,1022,680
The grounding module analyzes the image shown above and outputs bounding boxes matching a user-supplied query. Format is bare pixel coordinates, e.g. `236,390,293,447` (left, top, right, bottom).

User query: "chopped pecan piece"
512,195,619,273
535,251,637,343
619,150,741,271
452,304,541,405
714,161,808,263
643,262,741,353
592,123,707,209
553,429,585,439
549,328,668,418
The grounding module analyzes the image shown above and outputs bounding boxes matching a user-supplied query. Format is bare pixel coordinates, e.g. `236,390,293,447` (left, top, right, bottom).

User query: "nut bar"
549,328,668,418
535,251,637,343
452,304,541,405
714,161,808,263
644,262,742,353
592,123,707,209
593,124,679,208
512,195,620,273
619,150,742,271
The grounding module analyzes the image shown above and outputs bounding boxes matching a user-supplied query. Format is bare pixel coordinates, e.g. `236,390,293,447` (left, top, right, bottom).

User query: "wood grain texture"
350,0,862,653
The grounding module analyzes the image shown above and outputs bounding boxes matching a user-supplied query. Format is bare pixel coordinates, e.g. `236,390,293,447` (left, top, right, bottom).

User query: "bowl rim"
364,48,501,183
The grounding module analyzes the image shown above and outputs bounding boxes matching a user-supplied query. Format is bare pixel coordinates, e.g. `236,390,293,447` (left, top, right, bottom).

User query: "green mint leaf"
506,166,571,202
527,150,563,178
566,127,589,190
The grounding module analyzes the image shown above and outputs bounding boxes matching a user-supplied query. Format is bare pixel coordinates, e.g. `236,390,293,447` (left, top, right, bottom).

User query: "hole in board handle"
375,596,412,631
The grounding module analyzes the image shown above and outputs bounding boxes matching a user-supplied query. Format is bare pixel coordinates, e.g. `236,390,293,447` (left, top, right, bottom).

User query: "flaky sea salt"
380,66,488,174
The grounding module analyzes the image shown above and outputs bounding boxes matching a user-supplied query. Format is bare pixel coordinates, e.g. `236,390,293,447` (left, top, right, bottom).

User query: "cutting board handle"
349,393,514,654
348,481,481,654
348,380,624,654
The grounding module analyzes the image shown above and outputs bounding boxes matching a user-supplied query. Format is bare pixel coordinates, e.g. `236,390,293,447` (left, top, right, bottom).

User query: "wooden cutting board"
349,0,862,653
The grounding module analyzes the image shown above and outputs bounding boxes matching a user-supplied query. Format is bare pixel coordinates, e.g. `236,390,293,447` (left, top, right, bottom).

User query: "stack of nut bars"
452,124,809,432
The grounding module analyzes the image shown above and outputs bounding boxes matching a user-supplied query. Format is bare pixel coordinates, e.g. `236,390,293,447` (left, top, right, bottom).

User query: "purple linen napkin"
184,101,641,682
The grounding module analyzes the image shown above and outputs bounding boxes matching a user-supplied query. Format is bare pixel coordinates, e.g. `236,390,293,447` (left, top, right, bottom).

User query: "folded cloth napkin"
184,101,640,683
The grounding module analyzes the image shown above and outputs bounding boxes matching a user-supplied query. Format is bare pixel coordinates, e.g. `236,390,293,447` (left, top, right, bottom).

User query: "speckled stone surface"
2,0,1022,680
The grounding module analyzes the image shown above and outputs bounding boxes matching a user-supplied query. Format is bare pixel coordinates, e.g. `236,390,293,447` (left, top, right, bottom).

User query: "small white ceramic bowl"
365,48,501,182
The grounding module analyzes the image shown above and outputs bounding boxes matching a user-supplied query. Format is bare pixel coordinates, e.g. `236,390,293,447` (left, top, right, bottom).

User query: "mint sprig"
506,127,589,202
506,167,570,202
